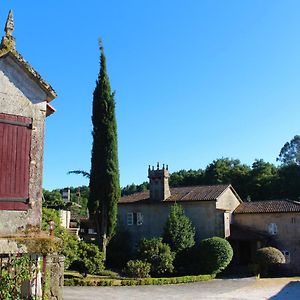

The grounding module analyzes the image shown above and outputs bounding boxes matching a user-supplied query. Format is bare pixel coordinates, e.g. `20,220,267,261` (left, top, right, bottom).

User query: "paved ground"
63,277,300,300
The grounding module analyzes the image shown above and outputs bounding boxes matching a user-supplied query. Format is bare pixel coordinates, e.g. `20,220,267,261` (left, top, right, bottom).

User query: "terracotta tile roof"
119,184,232,204
234,200,300,214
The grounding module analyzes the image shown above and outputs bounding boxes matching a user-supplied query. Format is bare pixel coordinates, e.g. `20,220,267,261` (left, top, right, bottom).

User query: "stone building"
231,200,300,274
0,10,56,230
118,164,242,248
0,11,63,299
118,164,300,274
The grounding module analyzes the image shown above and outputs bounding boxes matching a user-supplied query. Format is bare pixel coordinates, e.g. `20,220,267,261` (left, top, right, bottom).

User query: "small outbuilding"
0,11,63,299
0,10,56,233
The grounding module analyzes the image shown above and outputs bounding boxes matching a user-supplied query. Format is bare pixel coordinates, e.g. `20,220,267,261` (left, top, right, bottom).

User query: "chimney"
148,163,171,201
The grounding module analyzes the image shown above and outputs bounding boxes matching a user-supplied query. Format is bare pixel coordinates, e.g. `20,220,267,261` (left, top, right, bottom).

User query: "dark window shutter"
0,113,32,208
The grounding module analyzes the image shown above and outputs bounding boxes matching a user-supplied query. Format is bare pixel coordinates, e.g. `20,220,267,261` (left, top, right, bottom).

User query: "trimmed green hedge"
64,274,215,287
120,274,214,286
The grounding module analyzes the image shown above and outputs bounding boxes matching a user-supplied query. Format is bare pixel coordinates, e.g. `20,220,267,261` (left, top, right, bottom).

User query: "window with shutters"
0,113,32,210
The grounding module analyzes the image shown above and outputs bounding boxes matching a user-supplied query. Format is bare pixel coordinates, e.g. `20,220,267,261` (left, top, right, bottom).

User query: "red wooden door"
0,113,32,210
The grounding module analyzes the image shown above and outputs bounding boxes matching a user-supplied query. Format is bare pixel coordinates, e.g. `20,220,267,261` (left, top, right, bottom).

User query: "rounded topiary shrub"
123,260,151,278
137,238,174,276
255,247,285,276
197,237,233,275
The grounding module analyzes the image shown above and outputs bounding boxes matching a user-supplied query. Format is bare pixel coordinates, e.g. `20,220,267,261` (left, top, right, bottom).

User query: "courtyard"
63,277,300,300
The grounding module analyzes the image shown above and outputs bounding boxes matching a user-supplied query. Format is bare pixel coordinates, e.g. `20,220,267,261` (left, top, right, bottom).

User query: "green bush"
163,204,196,253
107,227,132,268
123,260,151,278
64,274,215,286
71,241,105,276
197,237,233,274
42,208,79,269
0,255,31,300
255,247,285,276
137,238,175,276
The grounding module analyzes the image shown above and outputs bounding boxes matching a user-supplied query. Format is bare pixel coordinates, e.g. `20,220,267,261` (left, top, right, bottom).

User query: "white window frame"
136,212,143,226
127,212,134,226
267,223,278,235
88,228,97,235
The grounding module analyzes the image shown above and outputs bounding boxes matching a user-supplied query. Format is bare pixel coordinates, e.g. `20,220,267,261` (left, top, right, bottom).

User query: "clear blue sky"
1,1,300,190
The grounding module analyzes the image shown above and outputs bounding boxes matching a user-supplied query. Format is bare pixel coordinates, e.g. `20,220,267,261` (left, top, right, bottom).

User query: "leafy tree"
69,186,89,219
170,169,204,187
42,208,106,274
137,238,174,276
43,189,64,208
277,135,300,166
89,41,120,257
277,164,300,200
196,237,233,274
163,204,195,253
42,208,79,269
249,159,278,200
121,181,149,196
204,158,251,199
67,170,90,178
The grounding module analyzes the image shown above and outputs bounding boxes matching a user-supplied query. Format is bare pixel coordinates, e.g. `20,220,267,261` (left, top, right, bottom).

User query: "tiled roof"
119,184,232,204
234,200,300,214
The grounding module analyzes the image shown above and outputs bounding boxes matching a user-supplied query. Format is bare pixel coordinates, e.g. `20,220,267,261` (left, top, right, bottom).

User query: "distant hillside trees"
49,136,300,208
277,135,300,166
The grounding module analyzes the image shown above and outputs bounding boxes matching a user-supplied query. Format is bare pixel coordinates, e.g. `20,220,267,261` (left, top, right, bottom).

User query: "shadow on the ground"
269,281,300,300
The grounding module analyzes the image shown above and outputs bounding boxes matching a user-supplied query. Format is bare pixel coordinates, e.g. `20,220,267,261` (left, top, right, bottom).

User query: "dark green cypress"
89,41,120,257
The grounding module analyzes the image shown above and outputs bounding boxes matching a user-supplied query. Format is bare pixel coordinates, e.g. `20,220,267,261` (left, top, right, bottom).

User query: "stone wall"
46,255,64,300
0,54,47,234
118,200,226,249
234,212,300,274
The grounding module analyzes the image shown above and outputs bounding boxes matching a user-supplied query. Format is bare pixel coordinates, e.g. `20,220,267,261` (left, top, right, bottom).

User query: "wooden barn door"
0,113,32,210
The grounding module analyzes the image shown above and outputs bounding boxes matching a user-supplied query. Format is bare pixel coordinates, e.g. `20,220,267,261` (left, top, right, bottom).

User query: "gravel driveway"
63,277,300,300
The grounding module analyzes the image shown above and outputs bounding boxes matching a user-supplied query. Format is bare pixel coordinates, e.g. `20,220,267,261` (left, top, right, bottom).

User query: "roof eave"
0,48,57,100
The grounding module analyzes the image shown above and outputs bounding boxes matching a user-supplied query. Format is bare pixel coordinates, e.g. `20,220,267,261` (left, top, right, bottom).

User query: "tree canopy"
89,41,120,256
163,203,195,253
277,135,300,166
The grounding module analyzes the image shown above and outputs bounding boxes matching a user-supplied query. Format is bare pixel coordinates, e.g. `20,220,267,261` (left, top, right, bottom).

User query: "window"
0,113,32,206
80,228,85,233
267,223,278,235
127,212,134,225
127,212,143,226
137,212,143,226
88,228,97,235
281,250,290,264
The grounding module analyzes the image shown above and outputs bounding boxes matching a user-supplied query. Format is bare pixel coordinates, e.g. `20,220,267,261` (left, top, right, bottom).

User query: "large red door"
0,113,32,210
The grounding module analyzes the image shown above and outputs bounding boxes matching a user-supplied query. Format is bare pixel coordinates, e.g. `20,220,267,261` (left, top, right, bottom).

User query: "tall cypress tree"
89,41,120,257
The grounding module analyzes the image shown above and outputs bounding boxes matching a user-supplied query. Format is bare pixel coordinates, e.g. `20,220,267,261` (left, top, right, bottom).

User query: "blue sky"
1,1,300,190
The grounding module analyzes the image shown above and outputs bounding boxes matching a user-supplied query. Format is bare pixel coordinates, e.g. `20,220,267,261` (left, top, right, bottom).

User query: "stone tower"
148,163,171,201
